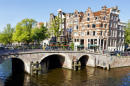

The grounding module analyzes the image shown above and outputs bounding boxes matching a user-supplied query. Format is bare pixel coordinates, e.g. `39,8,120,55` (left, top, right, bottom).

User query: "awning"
88,45,99,47
77,45,84,47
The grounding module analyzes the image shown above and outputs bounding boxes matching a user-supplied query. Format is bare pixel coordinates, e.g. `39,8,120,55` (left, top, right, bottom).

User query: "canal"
0,59,130,86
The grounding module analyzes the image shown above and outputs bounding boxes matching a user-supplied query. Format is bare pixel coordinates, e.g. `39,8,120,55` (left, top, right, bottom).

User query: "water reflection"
0,59,130,86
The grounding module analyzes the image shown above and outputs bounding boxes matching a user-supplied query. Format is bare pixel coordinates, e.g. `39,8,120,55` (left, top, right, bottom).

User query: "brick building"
66,6,125,51
49,6,125,51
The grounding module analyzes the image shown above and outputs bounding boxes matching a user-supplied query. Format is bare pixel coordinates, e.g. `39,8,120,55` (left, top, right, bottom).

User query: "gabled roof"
39,22,44,25
93,11,101,16
92,8,112,16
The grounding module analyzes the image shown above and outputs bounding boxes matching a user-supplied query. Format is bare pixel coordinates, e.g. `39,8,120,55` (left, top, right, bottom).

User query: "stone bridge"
0,51,112,74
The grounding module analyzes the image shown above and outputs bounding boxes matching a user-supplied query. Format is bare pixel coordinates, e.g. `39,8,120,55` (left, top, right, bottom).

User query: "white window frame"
74,32,78,36
81,32,85,36
82,25,85,29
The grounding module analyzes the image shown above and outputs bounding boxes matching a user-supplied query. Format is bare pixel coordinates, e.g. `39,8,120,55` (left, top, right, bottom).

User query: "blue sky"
0,0,130,32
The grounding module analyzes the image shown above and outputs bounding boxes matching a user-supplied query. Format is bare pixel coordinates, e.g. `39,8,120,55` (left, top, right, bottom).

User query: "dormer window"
95,17,98,20
88,13,89,16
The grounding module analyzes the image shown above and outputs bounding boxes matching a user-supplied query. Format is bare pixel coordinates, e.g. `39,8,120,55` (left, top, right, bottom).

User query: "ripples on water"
0,59,130,86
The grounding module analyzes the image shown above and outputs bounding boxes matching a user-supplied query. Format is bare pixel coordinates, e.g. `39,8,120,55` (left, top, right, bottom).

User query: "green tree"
125,19,130,44
32,24,50,44
13,18,37,44
49,15,63,44
70,42,74,51
0,24,15,45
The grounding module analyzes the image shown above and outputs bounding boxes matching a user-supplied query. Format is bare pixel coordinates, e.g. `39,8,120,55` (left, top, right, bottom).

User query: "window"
110,22,112,27
74,25,78,30
92,24,96,28
76,25,78,29
113,16,115,21
94,39,97,44
74,39,76,42
101,23,103,28
113,31,114,37
100,31,102,36
95,17,98,20
118,32,121,37
74,32,78,36
87,24,90,28
111,30,112,37
74,19,78,23
87,18,90,21
115,23,117,28
77,39,79,42
122,39,124,44
115,31,117,37
105,31,107,36
74,25,76,30
75,14,77,17
104,16,106,20
122,32,124,37
116,16,118,21
105,24,107,28
87,31,89,35
111,16,113,20
88,13,89,16
81,32,85,36
82,25,85,29
113,23,115,28
92,31,96,36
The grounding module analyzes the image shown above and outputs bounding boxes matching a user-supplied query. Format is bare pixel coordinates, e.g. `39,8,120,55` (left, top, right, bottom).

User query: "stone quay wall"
110,56,130,68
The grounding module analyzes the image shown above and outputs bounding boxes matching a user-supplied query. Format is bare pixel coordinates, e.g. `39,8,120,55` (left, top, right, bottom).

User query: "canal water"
0,59,130,86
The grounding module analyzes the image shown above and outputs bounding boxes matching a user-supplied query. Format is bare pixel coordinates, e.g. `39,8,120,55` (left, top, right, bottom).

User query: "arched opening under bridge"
40,54,65,74
79,55,89,67
11,58,25,73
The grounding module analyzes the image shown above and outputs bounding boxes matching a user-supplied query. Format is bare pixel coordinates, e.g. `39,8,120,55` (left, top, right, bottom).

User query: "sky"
0,0,130,32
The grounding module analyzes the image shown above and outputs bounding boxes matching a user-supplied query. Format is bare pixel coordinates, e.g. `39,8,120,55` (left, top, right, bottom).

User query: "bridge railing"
0,45,75,55
0,45,43,55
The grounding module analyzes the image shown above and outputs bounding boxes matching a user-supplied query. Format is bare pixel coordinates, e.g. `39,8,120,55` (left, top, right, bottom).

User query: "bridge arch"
78,54,95,67
78,55,89,66
7,58,25,73
39,53,72,73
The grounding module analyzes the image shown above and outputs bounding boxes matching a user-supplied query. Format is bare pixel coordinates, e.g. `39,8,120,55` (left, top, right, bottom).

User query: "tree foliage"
70,42,74,51
49,15,63,43
13,18,37,44
32,24,50,43
125,19,130,44
0,24,15,45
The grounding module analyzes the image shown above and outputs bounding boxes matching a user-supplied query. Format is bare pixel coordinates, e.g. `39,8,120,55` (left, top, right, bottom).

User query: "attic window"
95,17,98,20
88,13,89,16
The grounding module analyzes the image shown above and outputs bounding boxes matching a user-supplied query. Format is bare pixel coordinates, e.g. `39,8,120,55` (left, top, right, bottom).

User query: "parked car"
121,52,128,56
110,51,121,56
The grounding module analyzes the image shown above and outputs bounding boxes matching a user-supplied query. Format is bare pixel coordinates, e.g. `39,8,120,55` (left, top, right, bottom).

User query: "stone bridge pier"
0,51,104,74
